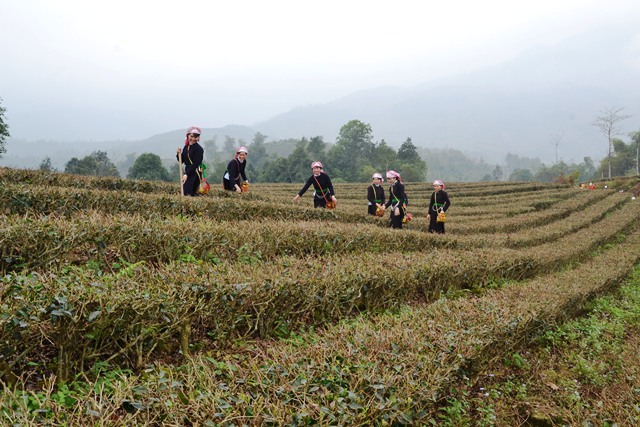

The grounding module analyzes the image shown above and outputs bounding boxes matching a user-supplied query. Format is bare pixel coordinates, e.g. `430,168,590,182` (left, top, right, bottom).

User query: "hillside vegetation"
1,167,639,426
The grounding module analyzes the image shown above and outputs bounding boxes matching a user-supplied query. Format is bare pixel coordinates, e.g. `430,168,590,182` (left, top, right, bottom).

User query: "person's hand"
293,195,300,203
427,214,431,221
176,148,181,154
181,174,187,184
332,196,337,203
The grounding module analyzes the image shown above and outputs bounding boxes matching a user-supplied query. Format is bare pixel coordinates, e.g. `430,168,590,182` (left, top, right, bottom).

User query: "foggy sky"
1,0,640,141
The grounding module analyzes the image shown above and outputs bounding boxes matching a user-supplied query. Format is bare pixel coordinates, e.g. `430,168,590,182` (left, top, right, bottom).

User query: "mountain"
2,23,639,171
253,23,640,163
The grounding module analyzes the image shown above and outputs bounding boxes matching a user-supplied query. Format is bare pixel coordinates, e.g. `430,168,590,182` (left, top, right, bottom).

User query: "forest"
47,119,640,186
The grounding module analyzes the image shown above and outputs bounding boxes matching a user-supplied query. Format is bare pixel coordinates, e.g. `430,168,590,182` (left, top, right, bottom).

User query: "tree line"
1,96,637,183
37,126,640,184
45,120,429,184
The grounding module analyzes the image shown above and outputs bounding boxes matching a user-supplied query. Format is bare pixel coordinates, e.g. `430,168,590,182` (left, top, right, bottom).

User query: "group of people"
176,126,248,196
177,126,450,233
365,171,450,233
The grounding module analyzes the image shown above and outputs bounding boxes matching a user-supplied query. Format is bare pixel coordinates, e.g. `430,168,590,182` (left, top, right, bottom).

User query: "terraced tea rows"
1,167,639,425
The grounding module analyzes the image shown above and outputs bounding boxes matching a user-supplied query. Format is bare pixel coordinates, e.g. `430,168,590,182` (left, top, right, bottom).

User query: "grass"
442,264,640,426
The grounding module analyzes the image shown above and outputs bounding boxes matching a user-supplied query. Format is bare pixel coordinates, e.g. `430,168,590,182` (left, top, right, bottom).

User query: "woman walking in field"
385,170,407,229
367,172,386,216
176,126,204,196
223,146,249,192
293,161,337,208
427,179,451,234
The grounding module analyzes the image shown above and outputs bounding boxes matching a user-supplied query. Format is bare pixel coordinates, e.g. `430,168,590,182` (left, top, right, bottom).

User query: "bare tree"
551,130,564,165
632,130,640,176
592,107,631,179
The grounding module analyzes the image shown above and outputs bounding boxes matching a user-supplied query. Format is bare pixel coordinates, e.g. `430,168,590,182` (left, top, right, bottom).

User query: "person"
384,170,407,229
223,146,249,192
176,126,204,196
293,161,337,208
427,179,451,234
367,172,386,216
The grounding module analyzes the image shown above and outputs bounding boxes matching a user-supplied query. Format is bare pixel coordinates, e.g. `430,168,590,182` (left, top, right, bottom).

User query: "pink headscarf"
184,126,201,145
433,179,445,189
235,146,249,159
386,170,402,182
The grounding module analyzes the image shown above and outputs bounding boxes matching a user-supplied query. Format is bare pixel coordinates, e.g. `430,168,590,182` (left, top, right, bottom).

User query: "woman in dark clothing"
427,179,451,234
293,161,337,208
223,146,249,192
176,126,204,196
385,170,407,229
367,172,386,216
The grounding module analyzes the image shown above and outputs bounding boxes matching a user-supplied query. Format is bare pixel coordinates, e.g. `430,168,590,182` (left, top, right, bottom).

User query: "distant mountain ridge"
2,23,639,170
254,23,640,163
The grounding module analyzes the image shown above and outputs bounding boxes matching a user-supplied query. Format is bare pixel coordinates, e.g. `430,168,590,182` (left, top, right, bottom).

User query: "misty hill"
2,23,638,172
254,23,640,163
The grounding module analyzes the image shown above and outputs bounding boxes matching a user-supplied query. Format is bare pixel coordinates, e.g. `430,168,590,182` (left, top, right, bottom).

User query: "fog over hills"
255,23,640,163
2,22,639,170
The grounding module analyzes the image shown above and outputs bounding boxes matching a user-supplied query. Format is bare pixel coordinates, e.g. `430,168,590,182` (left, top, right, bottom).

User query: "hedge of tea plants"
1,167,639,425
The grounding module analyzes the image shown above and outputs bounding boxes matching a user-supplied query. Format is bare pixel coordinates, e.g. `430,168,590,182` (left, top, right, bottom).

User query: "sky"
1,0,640,141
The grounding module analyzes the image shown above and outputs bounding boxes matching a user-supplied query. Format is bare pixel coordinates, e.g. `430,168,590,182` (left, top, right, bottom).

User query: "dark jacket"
429,190,451,214
298,173,335,199
177,142,204,177
223,158,248,190
367,184,386,205
385,181,406,209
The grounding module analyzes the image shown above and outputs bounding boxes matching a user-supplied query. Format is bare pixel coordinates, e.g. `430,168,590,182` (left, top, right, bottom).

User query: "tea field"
1,167,639,426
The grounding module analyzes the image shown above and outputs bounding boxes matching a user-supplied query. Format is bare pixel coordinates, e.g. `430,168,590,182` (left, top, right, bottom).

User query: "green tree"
260,157,291,183
491,165,504,181
287,141,313,182
592,106,631,178
504,153,543,176
397,137,419,163
371,140,399,172
65,151,120,177
0,97,10,158
202,136,218,163
328,120,375,181
508,168,533,182
249,132,268,167
307,136,326,159
223,136,236,156
39,157,55,172
533,161,570,182
597,138,637,177
397,137,427,181
576,157,597,182
127,153,172,181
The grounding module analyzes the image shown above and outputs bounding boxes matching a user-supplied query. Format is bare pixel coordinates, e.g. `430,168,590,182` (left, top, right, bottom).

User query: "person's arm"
427,192,435,219
325,175,335,197
297,177,313,197
442,191,451,212
396,183,406,213
385,187,393,208
323,175,337,202
240,162,248,182
227,160,239,184
183,150,196,176
192,144,204,167
367,186,375,204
